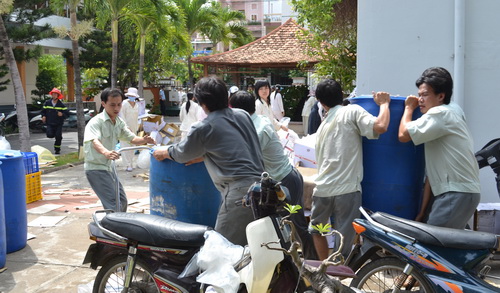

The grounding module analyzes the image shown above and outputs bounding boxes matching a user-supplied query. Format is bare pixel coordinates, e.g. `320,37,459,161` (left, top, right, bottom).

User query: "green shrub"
282,85,309,122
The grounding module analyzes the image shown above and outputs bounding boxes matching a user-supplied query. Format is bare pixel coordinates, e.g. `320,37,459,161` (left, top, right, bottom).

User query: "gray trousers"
86,170,128,212
214,178,258,246
426,191,480,229
309,191,362,258
281,168,318,260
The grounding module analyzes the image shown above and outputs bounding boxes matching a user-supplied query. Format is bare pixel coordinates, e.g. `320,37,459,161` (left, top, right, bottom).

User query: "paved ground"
1,121,500,292
6,127,80,156
0,160,151,293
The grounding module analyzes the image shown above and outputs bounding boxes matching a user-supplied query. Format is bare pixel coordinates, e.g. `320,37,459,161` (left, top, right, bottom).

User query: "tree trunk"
0,16,30,152
70,10,85,150
111,19,119,88
187,56,194,89
138,33,145,97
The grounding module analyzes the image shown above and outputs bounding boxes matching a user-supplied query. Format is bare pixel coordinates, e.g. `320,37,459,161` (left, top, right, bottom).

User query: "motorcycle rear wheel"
93,255,159,293
350,257,433,293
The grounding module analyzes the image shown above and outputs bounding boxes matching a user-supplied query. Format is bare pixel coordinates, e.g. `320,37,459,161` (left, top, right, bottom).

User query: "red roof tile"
191,18,319,68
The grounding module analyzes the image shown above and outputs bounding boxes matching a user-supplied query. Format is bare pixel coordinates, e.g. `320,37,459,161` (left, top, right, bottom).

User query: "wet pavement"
0,162,151,293
1,123,500,292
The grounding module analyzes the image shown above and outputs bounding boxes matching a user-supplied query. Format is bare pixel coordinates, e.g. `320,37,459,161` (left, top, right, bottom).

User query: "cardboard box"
294,141,317,168
160,123,180,137
141,115,163,134
143,114,163,123
477,209,500,234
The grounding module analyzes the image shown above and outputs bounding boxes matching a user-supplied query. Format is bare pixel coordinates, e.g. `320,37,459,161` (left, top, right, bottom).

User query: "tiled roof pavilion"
191,18,319,74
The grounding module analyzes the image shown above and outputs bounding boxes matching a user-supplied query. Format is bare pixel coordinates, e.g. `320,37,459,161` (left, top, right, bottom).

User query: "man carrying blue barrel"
153,76,264,247
310,79,391,260
398,67,480,229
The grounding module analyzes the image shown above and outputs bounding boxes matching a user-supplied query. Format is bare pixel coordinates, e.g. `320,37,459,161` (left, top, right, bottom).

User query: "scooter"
62,108,94,128
0,113,5,137
83,147,315,293
345,138,500,292
346,207,500,292
4,107,44,132
476,138,500,198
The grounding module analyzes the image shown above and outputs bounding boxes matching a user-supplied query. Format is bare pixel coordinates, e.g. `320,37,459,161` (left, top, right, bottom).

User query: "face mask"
128,96,136,102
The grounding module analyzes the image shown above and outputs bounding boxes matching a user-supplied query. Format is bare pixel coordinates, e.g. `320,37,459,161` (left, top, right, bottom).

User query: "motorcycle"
4,107,45,132
83,146,322,293
345,138,500,292
62,108,94,128
0,112,5,137
346,207,500,292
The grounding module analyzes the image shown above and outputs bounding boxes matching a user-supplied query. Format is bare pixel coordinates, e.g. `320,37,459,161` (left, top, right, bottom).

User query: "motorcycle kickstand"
123,244,139,292
392,263,414,293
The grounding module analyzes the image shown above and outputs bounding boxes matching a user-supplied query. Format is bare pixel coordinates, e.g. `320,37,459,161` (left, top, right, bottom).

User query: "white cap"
229,86,239,94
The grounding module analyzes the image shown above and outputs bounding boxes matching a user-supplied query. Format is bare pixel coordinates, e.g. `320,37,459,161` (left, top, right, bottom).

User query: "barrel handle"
112,146,153,212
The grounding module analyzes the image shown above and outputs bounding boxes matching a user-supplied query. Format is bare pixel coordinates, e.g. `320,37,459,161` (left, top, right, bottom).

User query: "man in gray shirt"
153,76,264,246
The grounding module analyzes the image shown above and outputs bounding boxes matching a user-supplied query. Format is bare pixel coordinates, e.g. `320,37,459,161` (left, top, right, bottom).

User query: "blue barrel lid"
0,150,23,160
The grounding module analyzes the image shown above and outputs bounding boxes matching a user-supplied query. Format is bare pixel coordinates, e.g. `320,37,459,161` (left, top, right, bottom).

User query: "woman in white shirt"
179,92,201,138
120,88,140,171
254,79,287,131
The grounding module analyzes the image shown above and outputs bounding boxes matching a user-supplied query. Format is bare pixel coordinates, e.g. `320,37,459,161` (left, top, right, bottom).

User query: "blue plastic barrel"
350,96,425,219
150,156,221,227
0,161,5,268
0,150,27,253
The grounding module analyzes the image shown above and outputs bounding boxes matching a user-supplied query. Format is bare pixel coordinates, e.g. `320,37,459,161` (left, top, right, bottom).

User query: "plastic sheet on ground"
0,136,11,150
31,145,56,164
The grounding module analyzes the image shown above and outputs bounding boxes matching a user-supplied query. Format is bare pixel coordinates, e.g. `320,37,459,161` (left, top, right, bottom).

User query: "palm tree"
174,0,254,87
0,0,30,152
52,0,93,151
173,0,218,88
206,2,253,52
123,1,189,97
85,0,159,88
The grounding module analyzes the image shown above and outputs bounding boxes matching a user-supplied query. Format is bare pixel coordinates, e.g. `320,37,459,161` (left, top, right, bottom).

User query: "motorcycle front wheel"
350,257,433,293
93,255,159,293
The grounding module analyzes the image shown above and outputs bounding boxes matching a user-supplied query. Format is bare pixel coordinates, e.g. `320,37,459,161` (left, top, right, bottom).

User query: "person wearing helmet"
41,88,69,154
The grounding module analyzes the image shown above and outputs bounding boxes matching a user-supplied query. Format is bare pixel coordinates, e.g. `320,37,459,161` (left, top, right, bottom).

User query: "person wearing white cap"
228,85,239,101
120,87,140,171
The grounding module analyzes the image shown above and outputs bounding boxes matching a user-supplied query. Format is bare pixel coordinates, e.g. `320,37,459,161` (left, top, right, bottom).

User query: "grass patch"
52,152,83,167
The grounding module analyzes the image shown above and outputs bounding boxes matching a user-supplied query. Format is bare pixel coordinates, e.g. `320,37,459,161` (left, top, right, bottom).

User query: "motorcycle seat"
372,212,499,250
101,212,212,247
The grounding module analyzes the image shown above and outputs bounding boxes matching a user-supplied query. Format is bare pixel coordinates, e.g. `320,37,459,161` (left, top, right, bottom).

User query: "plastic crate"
26,171,42,203
22,152,39,175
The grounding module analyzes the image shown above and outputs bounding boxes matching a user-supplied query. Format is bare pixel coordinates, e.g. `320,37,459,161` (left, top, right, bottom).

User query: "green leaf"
284,203,303,214
312,223,332,234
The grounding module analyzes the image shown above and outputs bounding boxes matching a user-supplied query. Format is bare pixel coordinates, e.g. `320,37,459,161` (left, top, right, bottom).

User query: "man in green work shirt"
84,88,155,212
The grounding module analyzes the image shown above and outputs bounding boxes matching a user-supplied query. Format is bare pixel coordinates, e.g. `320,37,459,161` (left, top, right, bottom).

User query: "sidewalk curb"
41,160,84,174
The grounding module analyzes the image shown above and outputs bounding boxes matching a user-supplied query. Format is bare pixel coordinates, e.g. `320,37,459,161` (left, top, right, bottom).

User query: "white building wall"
281,0,296,23
358,0,500,202
0,58,38,106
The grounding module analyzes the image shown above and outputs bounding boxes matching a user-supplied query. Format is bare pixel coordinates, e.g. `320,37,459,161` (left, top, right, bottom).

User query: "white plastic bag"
31,145,56,164
196,230,245,293
137,149,151,169
0,136,11,150
279,117,291,128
